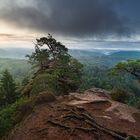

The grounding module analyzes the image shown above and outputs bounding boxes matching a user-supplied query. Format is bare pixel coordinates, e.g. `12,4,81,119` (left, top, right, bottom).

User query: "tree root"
63,113,126,140
46,106,140,140
47,120,96,132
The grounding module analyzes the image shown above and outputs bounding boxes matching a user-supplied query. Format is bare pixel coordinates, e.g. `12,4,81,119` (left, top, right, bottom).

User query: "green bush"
0,98,29,137
31,73,59,95
21,81,33,97
33,91,56,105
137,100,140,110
110,88,131,103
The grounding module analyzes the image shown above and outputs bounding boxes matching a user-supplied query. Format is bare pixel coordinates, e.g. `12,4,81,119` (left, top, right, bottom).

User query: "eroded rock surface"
9,89,140,140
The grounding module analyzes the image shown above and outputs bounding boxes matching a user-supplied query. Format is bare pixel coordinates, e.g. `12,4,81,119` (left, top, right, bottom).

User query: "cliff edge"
8,89,140,140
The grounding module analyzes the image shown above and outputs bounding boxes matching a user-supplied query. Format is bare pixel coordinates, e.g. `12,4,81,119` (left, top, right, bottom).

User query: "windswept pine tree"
24,34,83,96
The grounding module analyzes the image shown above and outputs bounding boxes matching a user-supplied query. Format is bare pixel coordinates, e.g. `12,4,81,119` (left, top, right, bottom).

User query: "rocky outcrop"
8,88,140,140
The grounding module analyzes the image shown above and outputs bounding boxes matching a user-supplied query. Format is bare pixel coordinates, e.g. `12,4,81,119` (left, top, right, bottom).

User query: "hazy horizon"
1,40,140,52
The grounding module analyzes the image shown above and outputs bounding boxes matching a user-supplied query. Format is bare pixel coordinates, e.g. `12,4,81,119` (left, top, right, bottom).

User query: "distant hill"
69,49,104,58
0,48,140,58
70,49,140,59
0,48,140,67
70,49,140,67
108,51,140,60
0,48,33,59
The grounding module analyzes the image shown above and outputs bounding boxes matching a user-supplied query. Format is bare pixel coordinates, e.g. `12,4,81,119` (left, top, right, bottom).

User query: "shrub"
33,91,56,105
21,81,33,97
0,98,29,137
31,73,59,95
110,88,131,103
137,100,140,110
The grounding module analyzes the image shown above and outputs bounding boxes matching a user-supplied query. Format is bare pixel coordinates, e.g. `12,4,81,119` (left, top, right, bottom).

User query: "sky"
0,0,140,50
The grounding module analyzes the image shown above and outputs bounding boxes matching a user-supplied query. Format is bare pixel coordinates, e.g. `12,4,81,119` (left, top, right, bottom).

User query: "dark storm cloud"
0,0,130,37
116,0,140,34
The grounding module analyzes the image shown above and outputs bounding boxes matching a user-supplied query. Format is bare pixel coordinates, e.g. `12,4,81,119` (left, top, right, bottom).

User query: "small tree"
0,70,18,106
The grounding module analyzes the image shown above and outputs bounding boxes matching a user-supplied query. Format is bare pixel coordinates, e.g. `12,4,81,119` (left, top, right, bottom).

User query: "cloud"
0,33,35,42
0,0,130,37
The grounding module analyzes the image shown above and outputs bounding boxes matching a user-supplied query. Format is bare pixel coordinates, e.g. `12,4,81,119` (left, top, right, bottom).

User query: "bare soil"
8,90,140,140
